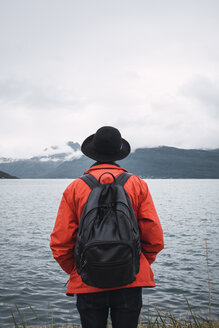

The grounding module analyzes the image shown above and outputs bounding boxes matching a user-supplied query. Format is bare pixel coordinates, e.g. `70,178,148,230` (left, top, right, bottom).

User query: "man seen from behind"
50,126,164,328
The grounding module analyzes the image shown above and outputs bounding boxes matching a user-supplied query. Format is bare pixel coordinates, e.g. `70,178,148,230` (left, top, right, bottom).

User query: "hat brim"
81,134,131,162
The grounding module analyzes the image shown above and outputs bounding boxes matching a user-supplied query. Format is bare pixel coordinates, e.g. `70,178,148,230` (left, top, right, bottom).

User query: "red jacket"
50,164,164,295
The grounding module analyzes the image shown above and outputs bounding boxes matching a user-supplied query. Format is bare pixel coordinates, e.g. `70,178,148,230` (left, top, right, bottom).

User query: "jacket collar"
85,162,128,174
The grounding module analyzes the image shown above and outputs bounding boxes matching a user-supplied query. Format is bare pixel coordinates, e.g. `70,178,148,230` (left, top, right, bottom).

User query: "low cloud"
0,79,84,111
180,75,219,118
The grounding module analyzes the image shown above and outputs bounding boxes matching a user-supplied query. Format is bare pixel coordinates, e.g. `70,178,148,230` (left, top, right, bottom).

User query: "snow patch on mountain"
0,157,18,163
0,141,82,163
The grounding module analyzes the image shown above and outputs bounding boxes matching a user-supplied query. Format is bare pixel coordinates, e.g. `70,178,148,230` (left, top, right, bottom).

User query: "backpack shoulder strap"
116,172,132,186
79,173,100,190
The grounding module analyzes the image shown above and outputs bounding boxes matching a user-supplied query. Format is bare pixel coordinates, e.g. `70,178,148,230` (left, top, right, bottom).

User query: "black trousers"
76,287,142,328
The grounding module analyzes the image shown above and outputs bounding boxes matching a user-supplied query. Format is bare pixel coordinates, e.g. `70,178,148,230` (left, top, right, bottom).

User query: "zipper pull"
81,259,87,272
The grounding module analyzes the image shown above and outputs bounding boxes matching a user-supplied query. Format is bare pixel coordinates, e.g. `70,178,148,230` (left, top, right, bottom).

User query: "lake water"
0,179,219,327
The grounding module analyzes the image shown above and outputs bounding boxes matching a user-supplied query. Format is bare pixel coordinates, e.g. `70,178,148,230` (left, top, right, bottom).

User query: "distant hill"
120,146,219,179
0,159,60,178
0,170,18,179
44,156,93,178
0,146,219,179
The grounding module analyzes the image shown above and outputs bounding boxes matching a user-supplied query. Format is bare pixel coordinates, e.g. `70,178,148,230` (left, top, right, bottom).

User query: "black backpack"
74,172,141,288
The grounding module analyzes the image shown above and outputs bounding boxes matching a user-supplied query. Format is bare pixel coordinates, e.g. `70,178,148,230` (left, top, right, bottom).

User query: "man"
50,126,164,328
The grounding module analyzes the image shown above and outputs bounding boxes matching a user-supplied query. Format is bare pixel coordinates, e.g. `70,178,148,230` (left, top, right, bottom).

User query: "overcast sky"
0,0,219,158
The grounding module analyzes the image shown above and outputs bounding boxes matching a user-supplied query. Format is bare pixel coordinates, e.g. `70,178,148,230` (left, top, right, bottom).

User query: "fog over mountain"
0,143,218,179
0,141,82,163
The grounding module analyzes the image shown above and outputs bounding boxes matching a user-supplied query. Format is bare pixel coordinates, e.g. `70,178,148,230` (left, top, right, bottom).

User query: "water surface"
0,179,218,326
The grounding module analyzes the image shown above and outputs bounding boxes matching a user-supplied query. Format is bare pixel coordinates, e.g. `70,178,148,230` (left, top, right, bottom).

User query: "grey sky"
0,0,219,158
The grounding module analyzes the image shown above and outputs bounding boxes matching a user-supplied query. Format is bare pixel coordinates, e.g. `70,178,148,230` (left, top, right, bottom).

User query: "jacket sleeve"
137,180,164,265
50,186,78,274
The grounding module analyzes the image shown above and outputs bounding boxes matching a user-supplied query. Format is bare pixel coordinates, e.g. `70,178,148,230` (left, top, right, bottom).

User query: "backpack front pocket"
81,258,136,288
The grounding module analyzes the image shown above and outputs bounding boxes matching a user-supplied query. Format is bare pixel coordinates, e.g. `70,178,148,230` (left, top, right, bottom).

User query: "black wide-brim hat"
81,126,131,162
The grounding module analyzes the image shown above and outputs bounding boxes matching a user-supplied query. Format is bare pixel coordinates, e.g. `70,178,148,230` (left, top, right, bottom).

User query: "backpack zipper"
86,257,133,267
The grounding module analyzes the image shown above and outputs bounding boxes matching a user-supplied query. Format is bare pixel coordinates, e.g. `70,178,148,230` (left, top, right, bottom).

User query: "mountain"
0,170,18,179
0,141,82,178
0,146,219,179
120,146,219,179
0,159,61,178
44,156,93,178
